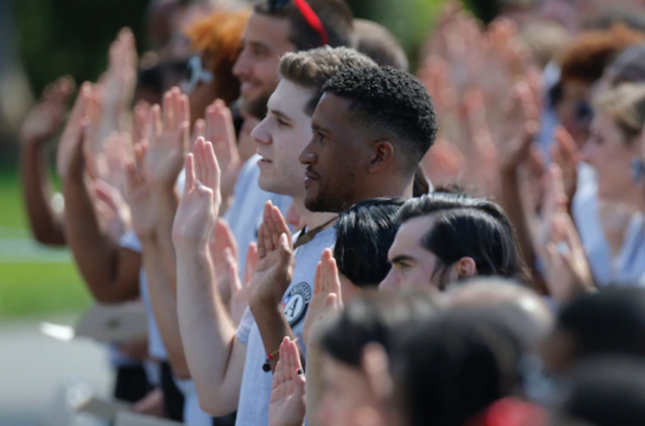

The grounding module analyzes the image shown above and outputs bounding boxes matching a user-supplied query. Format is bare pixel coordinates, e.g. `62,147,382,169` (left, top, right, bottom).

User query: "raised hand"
229,242,259,326
57,83,92,179
209,219,239,309
93,178,131,242
171,137,221,249
123,141,158,238
20,75,75,145
249,202,295,309
550,126,580,203
268,337,306,426
543,211,595,304
143,88,190,187
205,100,241,209
303,249,343,348
96,28,137,144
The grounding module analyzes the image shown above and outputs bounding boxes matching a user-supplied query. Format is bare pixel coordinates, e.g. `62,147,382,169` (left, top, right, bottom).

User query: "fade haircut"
278,46,377,115
322,66,438,172
254,0,353,50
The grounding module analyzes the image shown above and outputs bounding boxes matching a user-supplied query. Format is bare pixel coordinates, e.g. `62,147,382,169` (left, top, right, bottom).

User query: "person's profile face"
555,80,593,148
582,110,641,199
379,216,447,291
299,93,371,213
251,79,314,197
233,12,296,119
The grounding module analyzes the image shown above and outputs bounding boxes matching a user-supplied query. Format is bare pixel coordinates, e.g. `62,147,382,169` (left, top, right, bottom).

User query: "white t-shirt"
235,226,337,426
224,154,292,275
573,164,645,286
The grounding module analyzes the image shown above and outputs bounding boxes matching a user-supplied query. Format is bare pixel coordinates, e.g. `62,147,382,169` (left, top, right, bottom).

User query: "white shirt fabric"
235,226,337,426
573,164,645,286
176,378,213,426
224,154,292,275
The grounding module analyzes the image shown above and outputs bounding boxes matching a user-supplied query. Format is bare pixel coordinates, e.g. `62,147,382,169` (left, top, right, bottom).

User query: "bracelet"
262,347,281,372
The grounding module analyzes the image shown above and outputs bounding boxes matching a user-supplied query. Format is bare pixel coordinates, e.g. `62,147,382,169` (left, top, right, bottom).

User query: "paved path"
0,315,112,425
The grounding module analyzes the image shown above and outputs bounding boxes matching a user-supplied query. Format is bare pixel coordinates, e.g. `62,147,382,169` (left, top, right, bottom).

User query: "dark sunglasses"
265,0,328,45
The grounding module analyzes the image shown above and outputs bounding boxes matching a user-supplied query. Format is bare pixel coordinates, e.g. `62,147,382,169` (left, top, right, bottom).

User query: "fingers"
223,247,242,293
202,140,221,191
261,202,276,252
183,153,196,195
244,243,258,285
215,219,239,263
193,118,206,140
314,260,323,295
257,223,267,260
289,337,303,373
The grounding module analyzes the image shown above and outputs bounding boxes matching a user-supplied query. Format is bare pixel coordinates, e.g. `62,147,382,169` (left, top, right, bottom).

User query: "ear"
368,139,395,173
454,256,477,279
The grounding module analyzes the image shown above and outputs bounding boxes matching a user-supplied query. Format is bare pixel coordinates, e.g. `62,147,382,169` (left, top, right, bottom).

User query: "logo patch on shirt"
283,282,311,327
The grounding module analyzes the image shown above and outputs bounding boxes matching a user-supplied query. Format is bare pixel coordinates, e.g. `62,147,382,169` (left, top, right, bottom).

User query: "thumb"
244,242,258,285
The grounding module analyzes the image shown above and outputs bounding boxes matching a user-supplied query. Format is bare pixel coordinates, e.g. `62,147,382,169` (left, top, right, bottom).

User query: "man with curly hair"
300,65,438,213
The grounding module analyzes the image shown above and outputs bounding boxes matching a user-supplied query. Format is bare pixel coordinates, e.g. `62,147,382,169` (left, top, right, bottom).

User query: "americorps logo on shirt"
283,282,312,327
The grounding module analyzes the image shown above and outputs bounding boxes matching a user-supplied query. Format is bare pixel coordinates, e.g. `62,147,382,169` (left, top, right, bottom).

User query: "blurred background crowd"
5,0,645,425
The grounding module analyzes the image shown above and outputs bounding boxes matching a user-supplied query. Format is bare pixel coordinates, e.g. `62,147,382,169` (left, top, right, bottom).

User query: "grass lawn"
0,168,92,319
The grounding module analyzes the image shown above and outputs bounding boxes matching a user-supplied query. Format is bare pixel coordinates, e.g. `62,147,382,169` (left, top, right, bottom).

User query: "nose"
251,117,271,146
233,47,251,78
379,269,398,291
299,140,316,165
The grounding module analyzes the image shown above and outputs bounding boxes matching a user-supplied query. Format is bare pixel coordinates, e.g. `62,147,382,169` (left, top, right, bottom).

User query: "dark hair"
556,357,645,426
254,0,353,50
278,46,377,115
322,66,438,173
319,290,439,367
333,198,405,288
396,193,529,287
557,287,645,360
392,307,527,426
352,19,409,71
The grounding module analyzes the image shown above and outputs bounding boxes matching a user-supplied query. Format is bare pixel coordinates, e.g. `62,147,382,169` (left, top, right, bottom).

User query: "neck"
344,176,414,209
292,196,337,229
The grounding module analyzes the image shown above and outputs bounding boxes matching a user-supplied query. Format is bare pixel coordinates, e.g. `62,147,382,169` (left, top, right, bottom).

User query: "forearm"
500,169,539,282
176,248,244,414
251,300,295,372
63,176,139,302
304,341,323,426
20,141,66,245
141,235,190,379
154,187,180,291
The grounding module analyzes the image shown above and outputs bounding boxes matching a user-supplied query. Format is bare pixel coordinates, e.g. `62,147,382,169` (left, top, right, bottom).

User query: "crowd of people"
17,0,645,425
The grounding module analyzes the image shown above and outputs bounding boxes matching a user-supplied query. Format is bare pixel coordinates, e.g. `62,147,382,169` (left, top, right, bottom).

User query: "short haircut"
557,287,645,360
278,46,377,115
185,9,250,104
352,19,409,71
254,0,353,50
334,198,405,288
322,66,438,172
397,193,529,285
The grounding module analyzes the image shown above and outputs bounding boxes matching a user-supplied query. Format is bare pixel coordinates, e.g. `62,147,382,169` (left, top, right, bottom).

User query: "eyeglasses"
266,0,329,45
179,55,214,94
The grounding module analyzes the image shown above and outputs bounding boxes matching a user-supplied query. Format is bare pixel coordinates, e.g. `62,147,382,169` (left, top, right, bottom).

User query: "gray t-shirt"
235,226,337,426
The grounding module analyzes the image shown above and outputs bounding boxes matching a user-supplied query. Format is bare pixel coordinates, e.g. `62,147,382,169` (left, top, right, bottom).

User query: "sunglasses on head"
179,55,214,94
265,0,329,45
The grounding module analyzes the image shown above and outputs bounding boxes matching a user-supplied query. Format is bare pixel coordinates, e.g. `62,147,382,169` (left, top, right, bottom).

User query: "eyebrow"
390,255,415,264
312,123,331,136
270,109,291,122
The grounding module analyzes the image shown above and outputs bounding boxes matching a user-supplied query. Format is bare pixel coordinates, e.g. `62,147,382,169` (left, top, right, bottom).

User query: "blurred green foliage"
11,0,149,96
